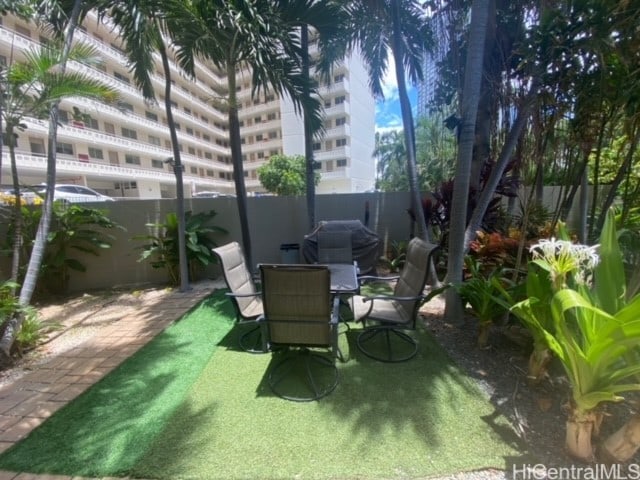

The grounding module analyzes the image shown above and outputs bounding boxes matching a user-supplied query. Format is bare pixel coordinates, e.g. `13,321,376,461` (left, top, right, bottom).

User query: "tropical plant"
168,0,326,270
455,257,517,347
136,210,227,286
510,210,640,461
41,204,123,294
378,240,407,273
1,42,118,288
14,309,62,357
257,154,319,196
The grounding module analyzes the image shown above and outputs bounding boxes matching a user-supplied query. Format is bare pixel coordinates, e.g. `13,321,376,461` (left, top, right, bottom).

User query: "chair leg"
357,326,418,363
239,325,266,354
268,349,339,402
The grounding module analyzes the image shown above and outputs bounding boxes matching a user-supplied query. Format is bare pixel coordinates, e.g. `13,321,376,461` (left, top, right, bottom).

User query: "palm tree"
91,0,192,292
0,0,106,362
1,44,117,287
168,0,324,269
443,0,490,322
339,0,433,241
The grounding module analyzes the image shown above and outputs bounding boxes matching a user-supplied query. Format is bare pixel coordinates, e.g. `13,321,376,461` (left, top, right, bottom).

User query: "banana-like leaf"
594,209,626,314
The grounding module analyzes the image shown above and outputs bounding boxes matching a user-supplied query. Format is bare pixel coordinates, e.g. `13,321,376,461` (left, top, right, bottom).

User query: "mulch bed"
421,299,640,472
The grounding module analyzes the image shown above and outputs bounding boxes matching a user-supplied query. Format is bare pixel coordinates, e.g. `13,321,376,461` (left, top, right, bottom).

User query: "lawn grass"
0,290,235,477
0,289,527,479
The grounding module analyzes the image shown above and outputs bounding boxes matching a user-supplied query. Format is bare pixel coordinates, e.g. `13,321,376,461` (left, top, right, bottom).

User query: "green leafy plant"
510,210,640,461
14,308,62,356
43,204,123,294
455,257,519,347
379,240,407,273
136,210,227,285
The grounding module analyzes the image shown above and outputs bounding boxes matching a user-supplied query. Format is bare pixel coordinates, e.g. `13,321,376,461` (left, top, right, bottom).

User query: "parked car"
4,184,114,204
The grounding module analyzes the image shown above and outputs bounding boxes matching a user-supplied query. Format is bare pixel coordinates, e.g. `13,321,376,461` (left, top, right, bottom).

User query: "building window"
148,135,161,146
313,161,322,170
204,152,213,160
206,169,214,177
203,134,211,142
337,158,347,167
121,127,137,139
335,96,346,105
334,73,345,82
336,117,347,126
184,107,191,115
325,140,332,149
324,100,331,108
108,151,119,165
201,115,209,124
88,147,104,159
336,138,347,147
114,72,130,84
326,160,334,171
312,142,321,151
190,166,198,174
59,110,69,123
104,122,115,135
30,138,45,155
188,146,196,155
15,25,30,38
151,159,164,169
256,134,263,142
56,142,74,155
186,127,194,136
125,154,141,165
268,131,278,139
257,152,264,159
269,149,279,156
145,111,158,121
117,101,134,112
174,122,181,131
267,112,277,121
86,118,99,129
254,116,262,124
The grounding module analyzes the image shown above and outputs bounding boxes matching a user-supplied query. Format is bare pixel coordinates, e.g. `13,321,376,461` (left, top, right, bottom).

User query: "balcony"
323,101,351,117
313,146,351,161
321,168,350,180
324,124,351,138
320,79,350,95
239,119,280,136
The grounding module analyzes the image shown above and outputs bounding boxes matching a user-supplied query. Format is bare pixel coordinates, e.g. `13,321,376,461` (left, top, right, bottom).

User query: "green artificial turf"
0,289,235,477
134,328,525,479
0,288,527,479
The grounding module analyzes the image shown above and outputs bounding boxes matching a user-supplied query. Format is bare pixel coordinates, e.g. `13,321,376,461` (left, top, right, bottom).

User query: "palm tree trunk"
463,79,539,252
0,0,83,362
301,25,316,231
601,414,640,463
8,128,23,287
390,0,426,241
566,407,598,461
159,41,190,292
227,59,253,270
444,0,490,323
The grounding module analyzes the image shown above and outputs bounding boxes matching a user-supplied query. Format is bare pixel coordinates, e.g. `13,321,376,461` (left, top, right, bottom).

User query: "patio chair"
352,237,440,363
259,264,341,401
212,241,264,353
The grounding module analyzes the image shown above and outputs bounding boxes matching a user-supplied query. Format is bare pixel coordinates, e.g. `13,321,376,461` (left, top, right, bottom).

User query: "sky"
374,55,418,134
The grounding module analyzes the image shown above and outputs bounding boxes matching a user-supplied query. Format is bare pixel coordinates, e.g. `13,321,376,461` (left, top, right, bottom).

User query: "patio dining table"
326,263,360,295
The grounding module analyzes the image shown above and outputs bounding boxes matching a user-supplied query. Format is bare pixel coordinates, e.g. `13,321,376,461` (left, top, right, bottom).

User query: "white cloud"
381,55,399,101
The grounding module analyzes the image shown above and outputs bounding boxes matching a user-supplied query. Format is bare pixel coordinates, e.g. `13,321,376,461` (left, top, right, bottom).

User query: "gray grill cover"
302,220,380,274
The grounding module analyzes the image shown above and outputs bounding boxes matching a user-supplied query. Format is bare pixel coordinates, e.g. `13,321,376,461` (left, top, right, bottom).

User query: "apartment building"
0,13,375,199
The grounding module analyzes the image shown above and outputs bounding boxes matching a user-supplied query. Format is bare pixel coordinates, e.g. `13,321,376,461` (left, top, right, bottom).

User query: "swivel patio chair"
212,241,264,353
352,237,440,363
259,264,341,402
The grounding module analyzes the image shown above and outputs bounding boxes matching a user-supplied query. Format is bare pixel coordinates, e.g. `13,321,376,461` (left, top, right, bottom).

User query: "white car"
17,184,115,203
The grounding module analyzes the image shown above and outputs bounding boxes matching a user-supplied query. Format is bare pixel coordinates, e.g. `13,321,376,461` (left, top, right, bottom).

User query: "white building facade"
0,13,375,199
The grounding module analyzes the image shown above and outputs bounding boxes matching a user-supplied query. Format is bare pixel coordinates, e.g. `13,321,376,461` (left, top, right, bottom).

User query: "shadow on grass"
0,291,235,478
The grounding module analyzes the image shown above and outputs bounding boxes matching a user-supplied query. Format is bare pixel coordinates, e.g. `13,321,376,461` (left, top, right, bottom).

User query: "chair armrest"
359,294,424,304
330,296,341,325
358,275,399,284
225,291,261,299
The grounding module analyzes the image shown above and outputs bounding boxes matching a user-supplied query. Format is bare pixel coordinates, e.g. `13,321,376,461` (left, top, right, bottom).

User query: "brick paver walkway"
0,285,214,480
